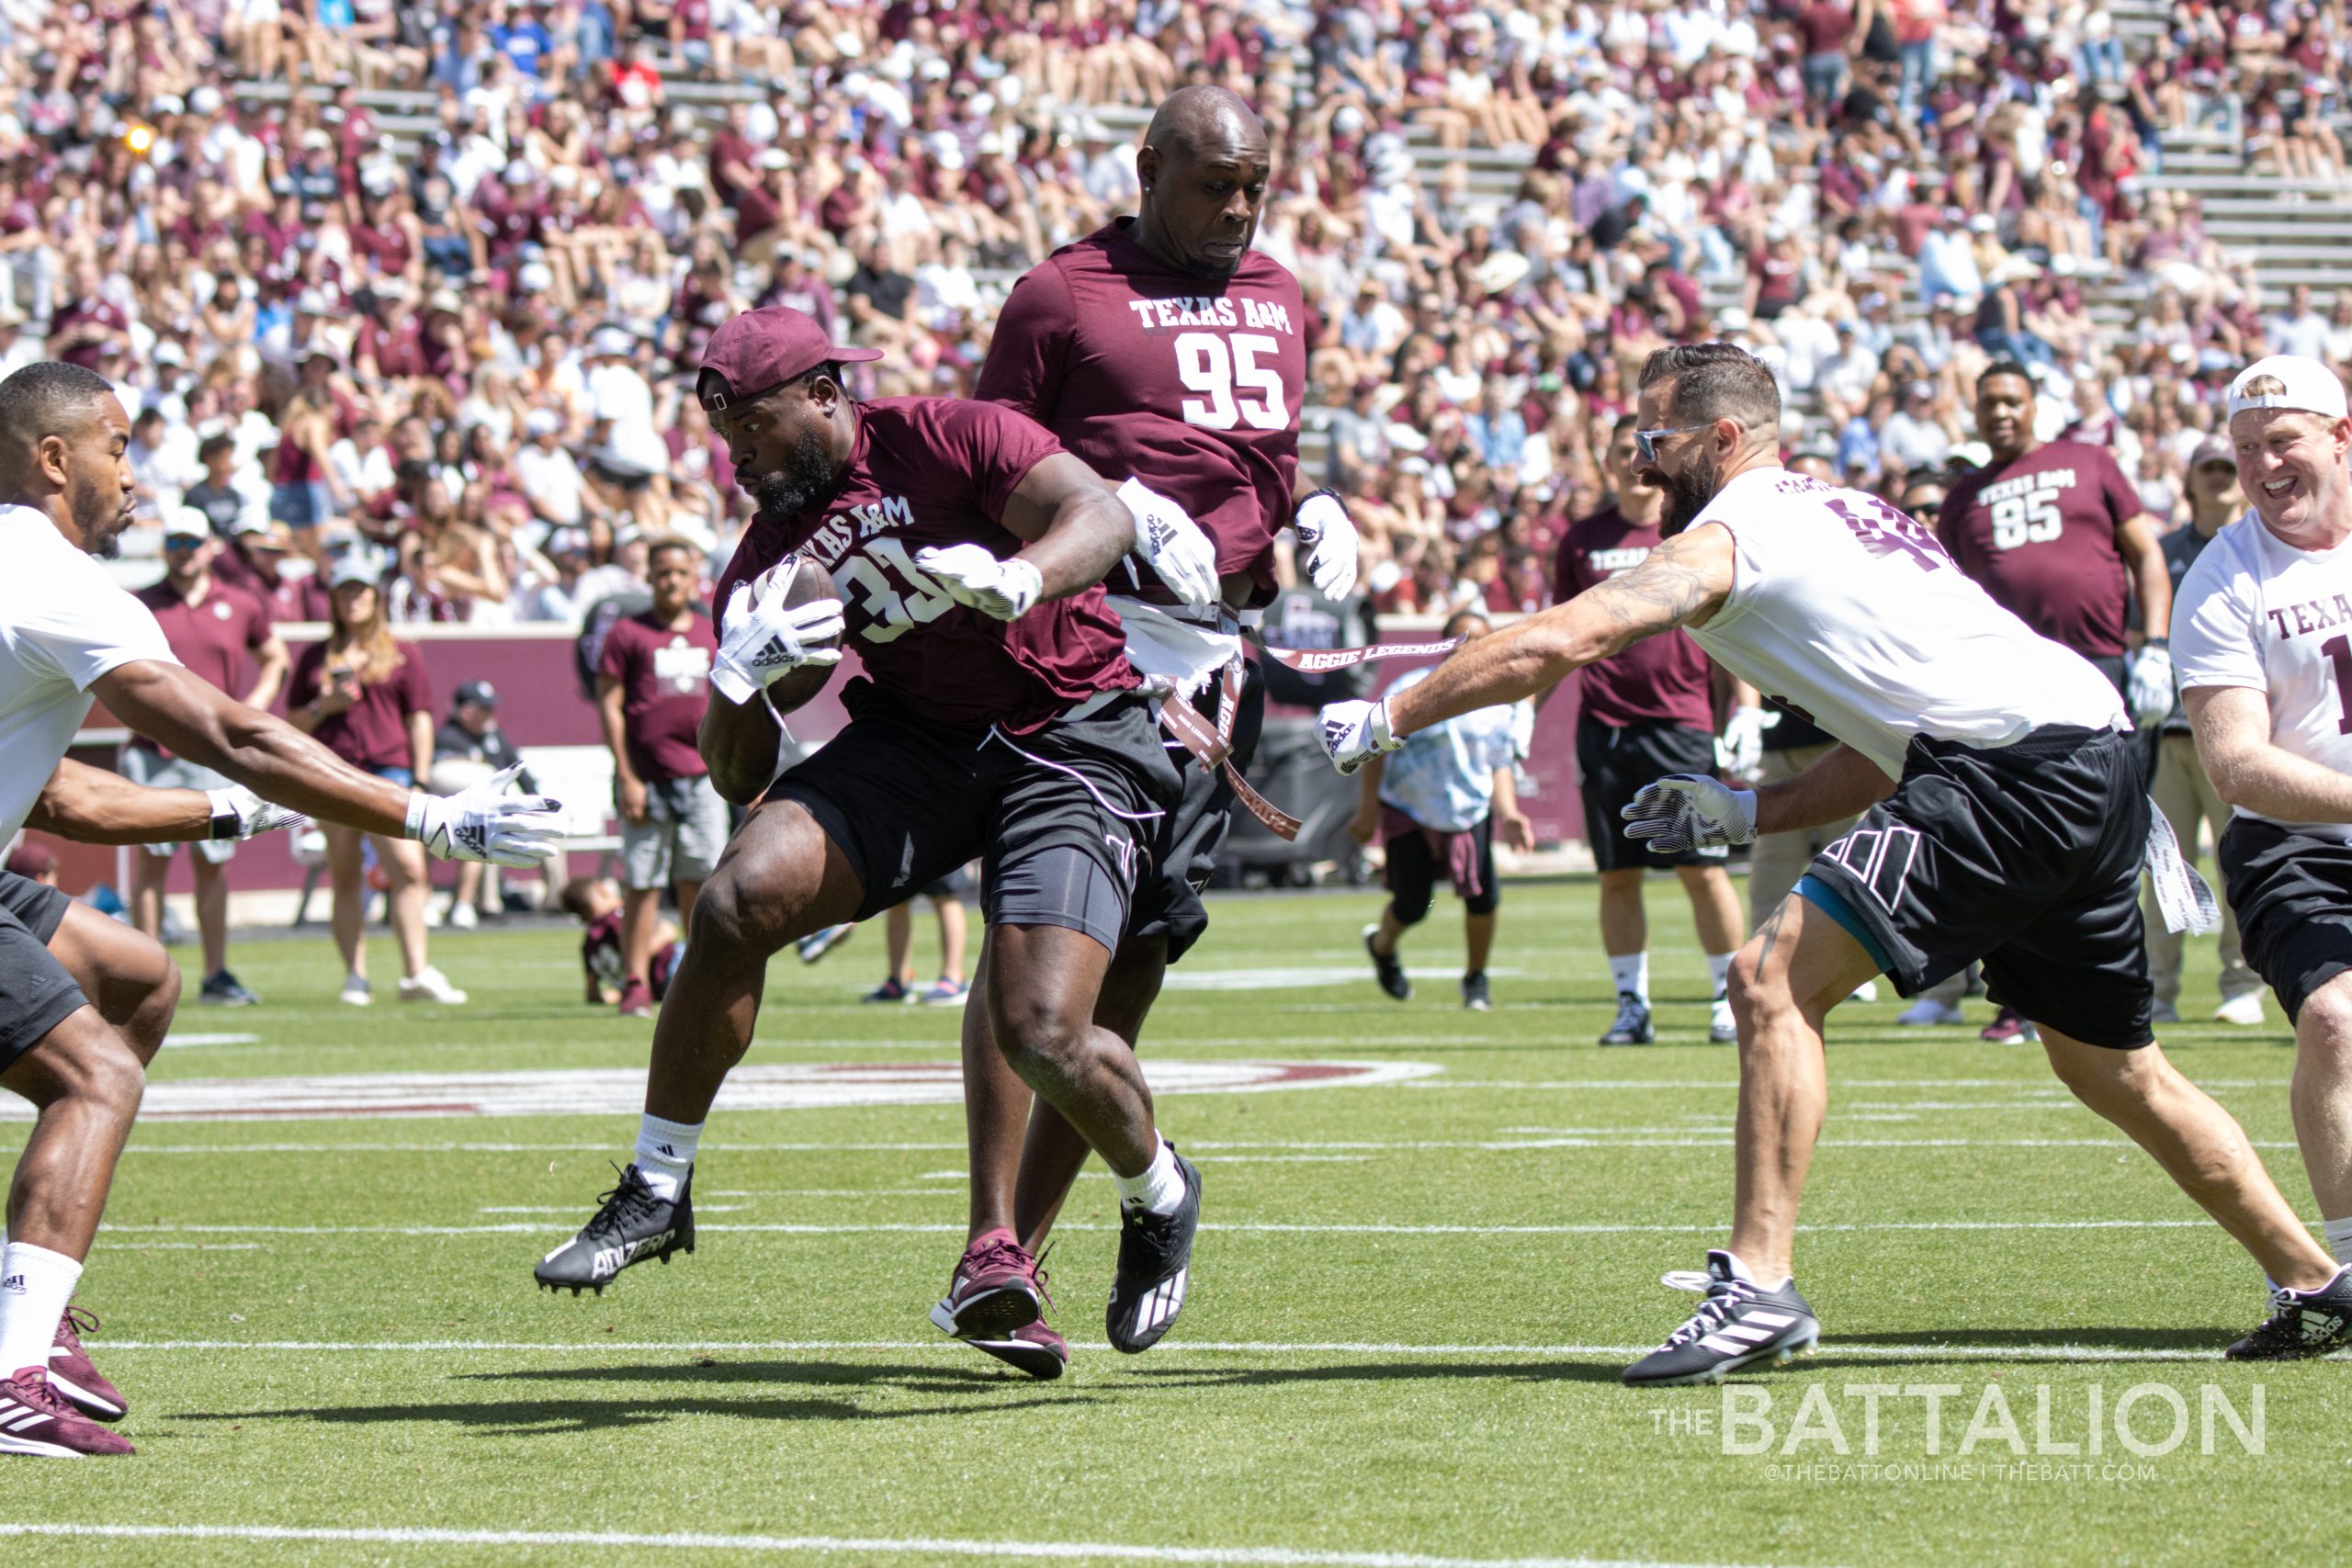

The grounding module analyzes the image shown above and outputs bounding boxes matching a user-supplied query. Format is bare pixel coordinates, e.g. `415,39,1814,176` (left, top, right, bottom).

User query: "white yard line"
0,1522,1819,1568
91,1217,2221,1238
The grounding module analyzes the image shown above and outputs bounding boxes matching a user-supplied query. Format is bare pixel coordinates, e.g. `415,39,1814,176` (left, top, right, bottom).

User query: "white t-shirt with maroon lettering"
2174,514,2352,842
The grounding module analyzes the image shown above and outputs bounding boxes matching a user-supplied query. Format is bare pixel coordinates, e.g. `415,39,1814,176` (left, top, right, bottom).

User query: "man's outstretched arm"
25,758,212,845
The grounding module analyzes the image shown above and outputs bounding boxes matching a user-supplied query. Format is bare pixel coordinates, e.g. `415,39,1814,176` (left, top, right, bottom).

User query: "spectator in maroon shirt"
287,548,467,1007
127,513,289,1009
1798,0,1856,118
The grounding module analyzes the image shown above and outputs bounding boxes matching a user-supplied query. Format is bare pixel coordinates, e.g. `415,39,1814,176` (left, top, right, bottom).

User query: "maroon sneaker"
928,1228,1044,1339
616,976,655,1019
48,1305,124,1422
965,1319,1070,1381
0,1365,132,1457
1979,1007,2039,1044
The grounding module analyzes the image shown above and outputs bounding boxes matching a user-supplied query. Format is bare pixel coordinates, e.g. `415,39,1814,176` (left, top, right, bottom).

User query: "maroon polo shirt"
1553,506,1716,731
131,578,273,759
287,639,432,771
597,609,717,783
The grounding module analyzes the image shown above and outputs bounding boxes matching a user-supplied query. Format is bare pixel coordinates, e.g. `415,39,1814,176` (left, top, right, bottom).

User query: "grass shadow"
1125,1358,1629,1389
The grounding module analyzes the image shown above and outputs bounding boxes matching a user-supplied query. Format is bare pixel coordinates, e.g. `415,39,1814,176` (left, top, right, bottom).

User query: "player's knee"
684,873,761,962
2295,979,2352,1061
30,1026,147,1120
1391,889,1433,926
1724,947,1779,1022
989,984,1088,1077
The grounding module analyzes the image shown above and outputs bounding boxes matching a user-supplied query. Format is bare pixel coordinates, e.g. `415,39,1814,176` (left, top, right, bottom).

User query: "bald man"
0,362,559,1456
949,85,1358,1377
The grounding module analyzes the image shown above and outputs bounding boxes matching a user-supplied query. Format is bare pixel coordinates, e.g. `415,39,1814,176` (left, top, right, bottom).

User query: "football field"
0,877,2336,1566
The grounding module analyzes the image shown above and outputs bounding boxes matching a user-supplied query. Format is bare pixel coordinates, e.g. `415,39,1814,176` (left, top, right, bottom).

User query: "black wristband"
208,807,241,842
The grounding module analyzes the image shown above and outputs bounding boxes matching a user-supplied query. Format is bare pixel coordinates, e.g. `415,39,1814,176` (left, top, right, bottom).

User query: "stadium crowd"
2,0,2345,635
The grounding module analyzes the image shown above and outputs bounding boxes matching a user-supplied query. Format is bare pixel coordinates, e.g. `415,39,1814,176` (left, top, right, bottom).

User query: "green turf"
1,877,2344,1567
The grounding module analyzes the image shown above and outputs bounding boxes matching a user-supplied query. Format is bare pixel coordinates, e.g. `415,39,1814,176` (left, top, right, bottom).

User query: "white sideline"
85,1134,2300,1156
89,1337,2306,1363
0,1522,1813,1568
91,1218,2218,1237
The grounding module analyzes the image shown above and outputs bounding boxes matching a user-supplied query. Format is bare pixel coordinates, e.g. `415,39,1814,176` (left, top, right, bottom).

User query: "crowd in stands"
1,0,2346,629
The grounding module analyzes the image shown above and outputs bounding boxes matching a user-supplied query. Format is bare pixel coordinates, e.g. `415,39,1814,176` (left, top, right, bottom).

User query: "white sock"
0,1242,81,1378
2324,1216,2352,1266
633,1114,701,1202
1113,1136,1186,1215
1608,952,1650,1002
1706,952,1735,999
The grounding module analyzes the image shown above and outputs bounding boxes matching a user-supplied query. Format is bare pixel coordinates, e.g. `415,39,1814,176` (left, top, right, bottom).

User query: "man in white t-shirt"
2177,355,2352,1349
1320,343,2352,1384
0,363,568,1457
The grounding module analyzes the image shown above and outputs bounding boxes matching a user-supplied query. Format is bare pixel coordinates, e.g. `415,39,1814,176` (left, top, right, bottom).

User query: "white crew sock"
0,1242,81,1379
2324,1216,2352,1267
633,1114,701,1202
1113,1136,1186,1215
1608,952,1650,1003
1706,952,1736,999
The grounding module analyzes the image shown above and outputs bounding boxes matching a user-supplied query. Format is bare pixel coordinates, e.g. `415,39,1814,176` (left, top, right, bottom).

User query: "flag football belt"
1153,637,1467,843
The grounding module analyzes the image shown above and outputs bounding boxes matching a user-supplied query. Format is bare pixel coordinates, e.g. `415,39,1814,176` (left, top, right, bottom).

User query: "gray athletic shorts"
620,773,732,890
0,869,85,1070
120,747,235,864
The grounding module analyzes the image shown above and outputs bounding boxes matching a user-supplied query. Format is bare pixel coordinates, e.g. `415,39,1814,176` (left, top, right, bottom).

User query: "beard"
747,426,838,520
72,481,130,559
1658,451,1724,537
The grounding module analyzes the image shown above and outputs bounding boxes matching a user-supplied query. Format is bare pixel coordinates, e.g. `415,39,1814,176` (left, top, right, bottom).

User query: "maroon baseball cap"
698,307,881,411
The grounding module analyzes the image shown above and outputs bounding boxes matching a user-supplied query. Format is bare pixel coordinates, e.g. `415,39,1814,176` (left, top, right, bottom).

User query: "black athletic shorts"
1127,660,1266,964
774,679,1182,953
2220,816,2352,1023
1577,716,1727,872
1386,812,1498,922
1803,723,2154,1049
0,869,85,1070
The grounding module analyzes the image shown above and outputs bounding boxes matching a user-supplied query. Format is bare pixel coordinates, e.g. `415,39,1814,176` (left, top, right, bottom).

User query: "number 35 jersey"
974,219,1304,607
1684,468,2126,778
1934,438,2142,658
2175,514,2352,841
712,398,1135,735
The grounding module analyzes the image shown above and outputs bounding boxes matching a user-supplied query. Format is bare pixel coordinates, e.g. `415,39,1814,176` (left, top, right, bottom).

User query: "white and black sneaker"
1600,992,1655,1045
534,1163,695,1295
1622,1249,1820,1385
1106,1148,1201,1353
2226,1266,2352,1359
1709,988,1736,1044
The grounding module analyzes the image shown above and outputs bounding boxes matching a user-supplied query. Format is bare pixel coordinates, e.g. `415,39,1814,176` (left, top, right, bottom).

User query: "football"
762,555,841,717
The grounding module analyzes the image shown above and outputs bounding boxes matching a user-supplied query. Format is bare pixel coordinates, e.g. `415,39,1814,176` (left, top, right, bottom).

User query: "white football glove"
1715,705,1766,779
1116,477,1219,610
1318,696,1402,775
405,763,566,869
1293,490,1360,601
205,785,309,841
914,543,1044,621
2128,642,2175,729
709,564,847,705
1620,773,1758,854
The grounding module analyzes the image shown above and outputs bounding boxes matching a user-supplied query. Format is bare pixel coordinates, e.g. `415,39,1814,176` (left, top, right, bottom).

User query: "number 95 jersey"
974,219,1305,608
711,398,1136,736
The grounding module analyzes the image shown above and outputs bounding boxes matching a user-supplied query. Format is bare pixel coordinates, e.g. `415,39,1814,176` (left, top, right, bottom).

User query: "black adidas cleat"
535,1163,695,1295
1622,1250,1820,1386
1106,1148,1201,1353
1363,925,1411,1000
1600,991,1656,1045
2226,1266,2352,1359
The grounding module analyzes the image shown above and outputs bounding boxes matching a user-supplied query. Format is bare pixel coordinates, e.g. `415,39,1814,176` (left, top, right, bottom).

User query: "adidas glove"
205,785,310,841
1293,490,1360,601
914,543,1044,621
2128,641,2175,729
709,565,847,705
1116,477,1220,609
1621,773,1758,854
406,763,566,869
1318,696,1402,775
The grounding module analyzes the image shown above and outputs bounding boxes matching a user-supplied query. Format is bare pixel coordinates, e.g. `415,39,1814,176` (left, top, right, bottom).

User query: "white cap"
2229,355,2349,422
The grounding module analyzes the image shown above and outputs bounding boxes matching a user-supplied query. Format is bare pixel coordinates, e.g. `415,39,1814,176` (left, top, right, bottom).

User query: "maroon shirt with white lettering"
1936,438,2141,658
597,609,717,783
1553,507,1715,730
974,219,1305,607
712,398,1135,734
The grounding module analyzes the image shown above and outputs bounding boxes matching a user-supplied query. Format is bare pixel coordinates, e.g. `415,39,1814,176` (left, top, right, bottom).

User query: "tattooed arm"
1385,525,1736,737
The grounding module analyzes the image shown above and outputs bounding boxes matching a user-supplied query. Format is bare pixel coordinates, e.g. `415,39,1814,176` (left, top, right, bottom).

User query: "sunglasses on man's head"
1633,423,1710,464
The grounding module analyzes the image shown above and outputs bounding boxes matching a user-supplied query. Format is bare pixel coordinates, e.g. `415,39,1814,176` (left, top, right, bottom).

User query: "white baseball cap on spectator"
526,410,561,438
164,509,211,544
2228,355,2350,422
300,130,332,152
188,85,221,116
328,544,389,590
518,260,555,294
546,526,592,558
587,325,638,358
154,340,186,367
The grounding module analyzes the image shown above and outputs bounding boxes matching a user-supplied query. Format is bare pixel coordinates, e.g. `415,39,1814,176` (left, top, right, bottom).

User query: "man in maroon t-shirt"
1554,417,1747,1048
594,536,726,1019
955,86,1362,1378
1929,360,2174,1042
126,513,287,1009
538,309,1203,1362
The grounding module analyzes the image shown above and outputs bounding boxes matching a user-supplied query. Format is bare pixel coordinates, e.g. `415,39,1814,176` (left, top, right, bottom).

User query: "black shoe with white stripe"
534,1163,695,1295
1600,992,1655,1045
1622,1250,1819,1386
1106,1148,1201,1353
2226,1266,2352,1359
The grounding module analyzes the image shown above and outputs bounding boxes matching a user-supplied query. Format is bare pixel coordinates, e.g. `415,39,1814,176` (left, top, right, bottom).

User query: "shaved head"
0,360,138,556
1134,86,1275,280
0,362,116,484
